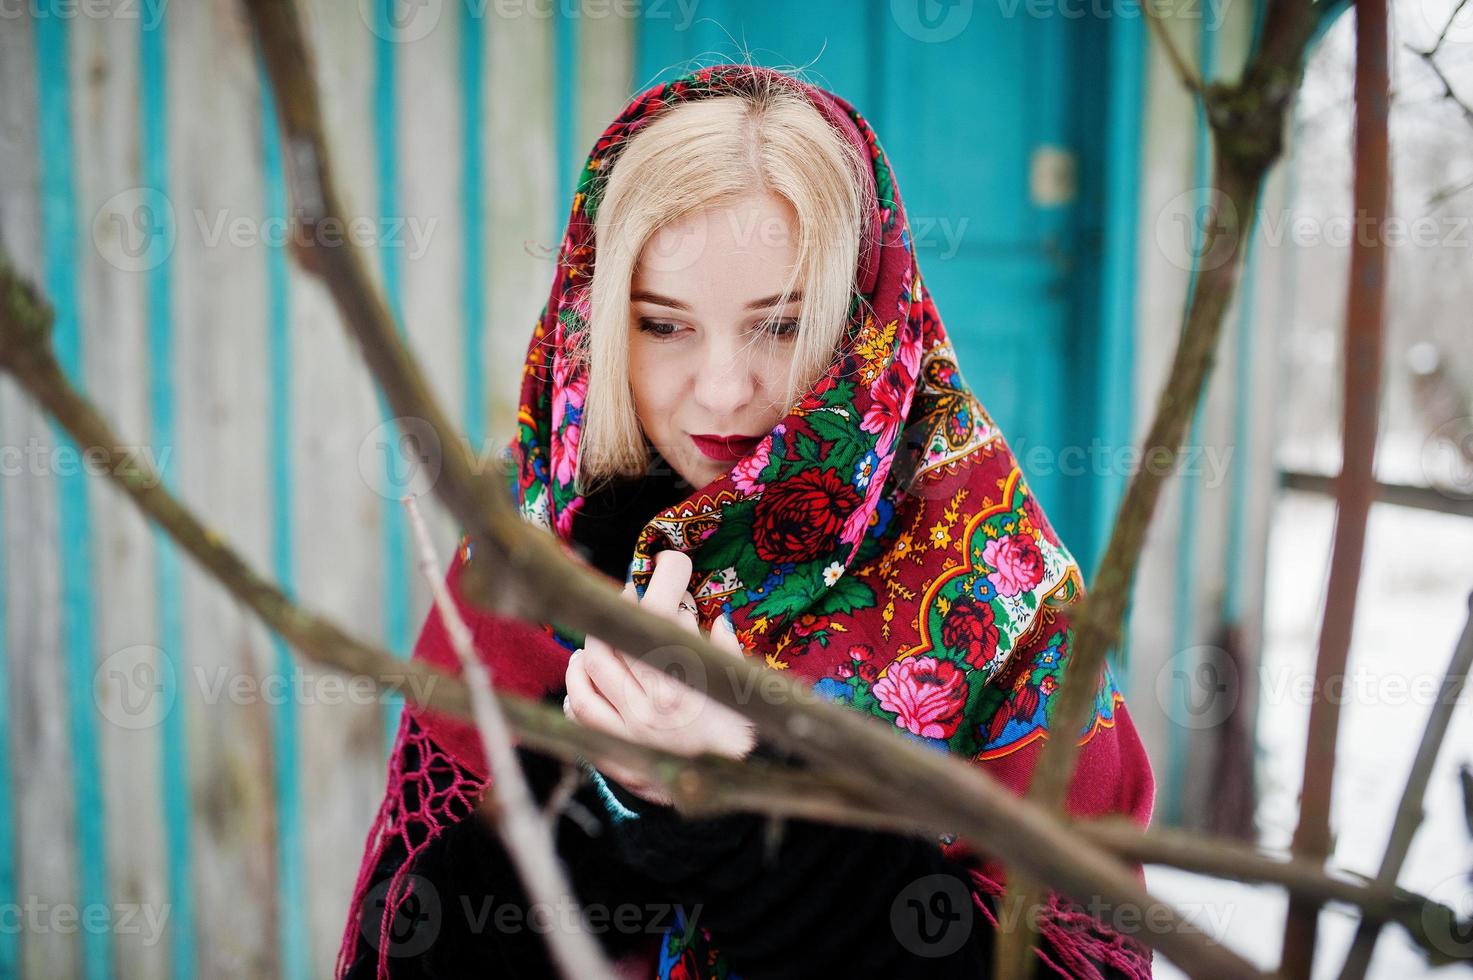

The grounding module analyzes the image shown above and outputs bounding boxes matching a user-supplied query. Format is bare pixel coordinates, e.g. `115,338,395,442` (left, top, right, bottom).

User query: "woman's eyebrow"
630,289,690,310
630,290,804,311
744,291,803,310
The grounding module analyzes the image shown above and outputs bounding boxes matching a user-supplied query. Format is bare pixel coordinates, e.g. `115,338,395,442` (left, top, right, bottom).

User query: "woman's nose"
691,339,756,418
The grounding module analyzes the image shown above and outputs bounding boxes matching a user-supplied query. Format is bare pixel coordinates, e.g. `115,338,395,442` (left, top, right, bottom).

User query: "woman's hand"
562,549,756,806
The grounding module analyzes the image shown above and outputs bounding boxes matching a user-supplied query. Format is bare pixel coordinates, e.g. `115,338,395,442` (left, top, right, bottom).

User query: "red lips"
690,433,764,463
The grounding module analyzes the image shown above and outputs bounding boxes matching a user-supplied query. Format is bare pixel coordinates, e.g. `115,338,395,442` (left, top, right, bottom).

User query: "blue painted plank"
0,408,18,980
1163,13,1221,826
461,1,486,449
139,11,196,978
33,14,113,980
375,0,412,754
255,54,308,980
1095,5,1147,686
554,2,581,244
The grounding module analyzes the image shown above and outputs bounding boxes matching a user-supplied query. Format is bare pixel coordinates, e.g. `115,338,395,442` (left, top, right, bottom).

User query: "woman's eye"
764,319,800,340
637,319,682,338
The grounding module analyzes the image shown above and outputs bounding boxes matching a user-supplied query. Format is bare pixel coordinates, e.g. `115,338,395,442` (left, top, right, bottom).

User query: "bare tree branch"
1337,592,1473,979
1143,0,1206,96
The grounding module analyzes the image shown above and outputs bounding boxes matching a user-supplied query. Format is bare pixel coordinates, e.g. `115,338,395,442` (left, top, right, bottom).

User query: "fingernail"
570,647,582,662
562,694,571,715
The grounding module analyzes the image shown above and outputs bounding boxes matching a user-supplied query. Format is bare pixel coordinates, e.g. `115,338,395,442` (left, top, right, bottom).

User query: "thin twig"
1142,0,1206,96
404,496,616,980
1432,0,1470,53
1338,592,1473,979
1410,45,1473,127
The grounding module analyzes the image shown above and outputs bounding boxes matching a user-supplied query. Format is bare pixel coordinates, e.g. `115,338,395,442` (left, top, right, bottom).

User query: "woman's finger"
710,613,745,657
642,550,693,618
581,641,649,715
582,626,650,700
564,653,629,737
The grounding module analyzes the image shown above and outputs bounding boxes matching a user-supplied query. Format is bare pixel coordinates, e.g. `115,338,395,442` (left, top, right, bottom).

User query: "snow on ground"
1151,489,1473,978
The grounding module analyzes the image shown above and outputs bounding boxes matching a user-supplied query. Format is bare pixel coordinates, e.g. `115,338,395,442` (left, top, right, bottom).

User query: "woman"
338,64,1155,979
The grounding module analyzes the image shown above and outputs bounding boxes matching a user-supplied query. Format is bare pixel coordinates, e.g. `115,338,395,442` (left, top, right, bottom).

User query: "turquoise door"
636,1,1119,570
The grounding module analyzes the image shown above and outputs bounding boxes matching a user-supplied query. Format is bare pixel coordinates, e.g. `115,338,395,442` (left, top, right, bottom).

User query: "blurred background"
0,0,1469,976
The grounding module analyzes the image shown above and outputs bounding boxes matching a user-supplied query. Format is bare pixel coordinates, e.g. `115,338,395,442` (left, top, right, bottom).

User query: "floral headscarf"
340,64,1155,980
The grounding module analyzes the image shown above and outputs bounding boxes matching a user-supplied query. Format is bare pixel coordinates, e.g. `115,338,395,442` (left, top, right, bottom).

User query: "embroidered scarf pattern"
339,63,1155,980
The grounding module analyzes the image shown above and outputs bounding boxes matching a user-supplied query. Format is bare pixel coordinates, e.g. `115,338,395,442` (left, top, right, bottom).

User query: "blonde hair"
575,75,870,489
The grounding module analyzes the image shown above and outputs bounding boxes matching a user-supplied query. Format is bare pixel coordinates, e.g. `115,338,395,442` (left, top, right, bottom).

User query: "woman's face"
628,190,802,489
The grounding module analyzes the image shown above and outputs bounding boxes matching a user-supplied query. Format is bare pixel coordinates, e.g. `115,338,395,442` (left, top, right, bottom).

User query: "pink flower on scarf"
873,656,968,739
861,367,907,457
551,353,586,488
731,434,773,493
897,328,922,382
553,416,581,488
982,532,1045,597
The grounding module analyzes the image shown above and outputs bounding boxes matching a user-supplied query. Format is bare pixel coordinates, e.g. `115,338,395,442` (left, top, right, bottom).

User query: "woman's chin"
671,457,724,490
